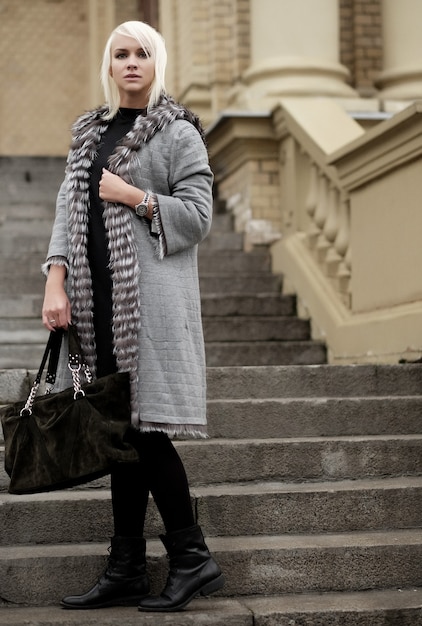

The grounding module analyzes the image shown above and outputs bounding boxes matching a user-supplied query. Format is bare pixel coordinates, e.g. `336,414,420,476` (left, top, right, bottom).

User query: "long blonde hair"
100,21,167,119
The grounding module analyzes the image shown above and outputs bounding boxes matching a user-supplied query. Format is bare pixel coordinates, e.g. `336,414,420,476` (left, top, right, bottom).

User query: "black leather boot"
61,536,150,609
137,524,224,612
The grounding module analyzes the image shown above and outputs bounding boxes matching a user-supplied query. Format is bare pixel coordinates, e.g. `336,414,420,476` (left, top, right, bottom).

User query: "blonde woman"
42,20,224,612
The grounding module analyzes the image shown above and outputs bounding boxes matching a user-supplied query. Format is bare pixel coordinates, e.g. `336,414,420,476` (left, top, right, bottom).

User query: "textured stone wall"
218,158,281,235
339,0,382,95
0,0,142,156
0,0,384,156
0,0,90,156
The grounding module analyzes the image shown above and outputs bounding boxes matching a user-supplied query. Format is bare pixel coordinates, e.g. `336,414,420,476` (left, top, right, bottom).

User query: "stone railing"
270,99,422,363
207,98,422,363
271,98,367,312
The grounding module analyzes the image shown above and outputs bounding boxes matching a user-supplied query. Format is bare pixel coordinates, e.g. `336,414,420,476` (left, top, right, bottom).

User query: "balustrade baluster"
305,163,319,249
336,197,352,302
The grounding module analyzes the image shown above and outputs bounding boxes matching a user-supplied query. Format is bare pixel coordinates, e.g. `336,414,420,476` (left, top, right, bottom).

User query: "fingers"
43,314,59,332
99,169,127,204
42,306,72,332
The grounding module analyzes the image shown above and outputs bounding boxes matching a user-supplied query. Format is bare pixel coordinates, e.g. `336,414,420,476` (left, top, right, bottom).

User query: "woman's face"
109,33,155,107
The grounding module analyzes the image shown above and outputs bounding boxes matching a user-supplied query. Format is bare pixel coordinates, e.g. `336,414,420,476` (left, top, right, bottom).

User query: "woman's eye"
139,51,148,58
116,53,126,59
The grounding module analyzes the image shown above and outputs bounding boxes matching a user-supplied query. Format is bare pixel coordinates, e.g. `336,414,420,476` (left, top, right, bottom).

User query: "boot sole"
138,573,225,613
61,595,143,610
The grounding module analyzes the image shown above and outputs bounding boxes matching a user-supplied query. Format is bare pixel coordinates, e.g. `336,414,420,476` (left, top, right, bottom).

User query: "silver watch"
135,192,151,217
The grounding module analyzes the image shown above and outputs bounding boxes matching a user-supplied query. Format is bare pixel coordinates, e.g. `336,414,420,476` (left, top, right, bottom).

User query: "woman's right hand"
42,265,72,331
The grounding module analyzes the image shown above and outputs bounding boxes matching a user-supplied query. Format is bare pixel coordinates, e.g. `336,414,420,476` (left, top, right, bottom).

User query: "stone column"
376,0,422,100
88,0,116,107
229,0,356,110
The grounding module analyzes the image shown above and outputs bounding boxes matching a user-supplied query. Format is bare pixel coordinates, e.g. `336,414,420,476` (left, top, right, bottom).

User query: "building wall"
0,0,391,157
0,0,91,156
339,0,382,96
0,0,143,156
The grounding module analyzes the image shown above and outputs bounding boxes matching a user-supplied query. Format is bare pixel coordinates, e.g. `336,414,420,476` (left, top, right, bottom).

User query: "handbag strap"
67,325,93,398
20,325,93,416
21,329,64,416
45,329,64,387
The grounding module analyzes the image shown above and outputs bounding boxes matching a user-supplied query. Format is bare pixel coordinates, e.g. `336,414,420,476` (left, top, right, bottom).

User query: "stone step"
208,211,234,232
0,323,48,344
0,156,65,205
199,273,282,293
3,250,271,277
1,477,421,545
0,275,45,294
2,336,324,369
0,203,55,222
0,257,46,276
0,293,296,322
207,396,422,438
203,316,310,342
1,394,422,443
1,395,421,455
0,339,325,372
205,340,327,366
201,231,244,251
0,295,43,319
0,344,46,370
0,529,421,605
0,216,53,236
1,589,421,625
201,292,296,316
1,364,421,406
0,235,49,259
2,395,422,441
1,435,421,491
198,249,271,273
176,435,422,484
205,364,422,399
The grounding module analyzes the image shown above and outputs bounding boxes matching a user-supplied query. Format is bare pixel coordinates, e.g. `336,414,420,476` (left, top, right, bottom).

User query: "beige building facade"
1,0,422,363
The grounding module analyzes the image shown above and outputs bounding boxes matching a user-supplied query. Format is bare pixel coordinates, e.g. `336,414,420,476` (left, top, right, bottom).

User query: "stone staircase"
0,158,421,624
0,157,65,369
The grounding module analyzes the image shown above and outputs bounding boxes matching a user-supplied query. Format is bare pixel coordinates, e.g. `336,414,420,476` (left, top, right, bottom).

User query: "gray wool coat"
45,117,213,438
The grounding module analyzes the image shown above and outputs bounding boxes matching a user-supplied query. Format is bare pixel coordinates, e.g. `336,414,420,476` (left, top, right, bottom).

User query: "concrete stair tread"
207,395,422,437
201,293,296,317
1,527,420,558
205,363,422,398
1,589,421,625
0,295,43,318
202,291,285,297
0,328,48,343
1,475,420,503
203,317,310,341
199,276,282,294
179,433,422,443
205,342,327,367
2,475,420,543
0,532,421,602
1,434,421,490
1,363,421,395
1,364,422,406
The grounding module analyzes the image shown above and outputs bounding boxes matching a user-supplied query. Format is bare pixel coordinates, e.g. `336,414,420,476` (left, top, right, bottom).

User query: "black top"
88,107,146,376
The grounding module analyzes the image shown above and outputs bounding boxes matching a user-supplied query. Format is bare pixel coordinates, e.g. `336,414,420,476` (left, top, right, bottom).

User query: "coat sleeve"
41,178,70,274
154,121,213,256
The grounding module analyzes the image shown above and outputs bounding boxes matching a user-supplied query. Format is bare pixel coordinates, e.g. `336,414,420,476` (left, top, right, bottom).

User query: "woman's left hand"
99,168,130,204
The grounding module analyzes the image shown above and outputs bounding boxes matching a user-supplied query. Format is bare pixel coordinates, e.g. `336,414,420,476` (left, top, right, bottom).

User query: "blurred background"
0,0,422,365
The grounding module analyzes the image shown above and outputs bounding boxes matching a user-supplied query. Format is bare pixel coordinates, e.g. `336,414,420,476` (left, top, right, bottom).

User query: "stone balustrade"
208,98,422,363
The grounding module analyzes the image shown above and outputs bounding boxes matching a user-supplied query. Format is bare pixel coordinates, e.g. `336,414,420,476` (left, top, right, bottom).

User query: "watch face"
136,204,148,217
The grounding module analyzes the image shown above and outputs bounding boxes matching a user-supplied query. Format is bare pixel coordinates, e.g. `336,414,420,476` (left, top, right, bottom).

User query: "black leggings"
110,431,195,537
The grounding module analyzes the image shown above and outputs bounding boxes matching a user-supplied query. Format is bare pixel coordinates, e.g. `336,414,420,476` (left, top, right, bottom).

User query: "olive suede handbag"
0,325,139,494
